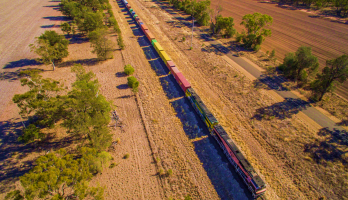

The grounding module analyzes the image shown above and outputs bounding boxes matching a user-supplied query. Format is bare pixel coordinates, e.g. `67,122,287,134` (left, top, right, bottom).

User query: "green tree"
124,64,134,75
88,28,114,60
12,69,64,129
311,54,348,101
213,15,236,38
61,22,72,36
29,31,70,70
19,149,105,200
80,12,104,33
4,190,24,200
209,5,223,35
239,13,273,51
117,34,125,50
62,64,112,150
127,76,139,92
18,124,44,144
280,46,319,85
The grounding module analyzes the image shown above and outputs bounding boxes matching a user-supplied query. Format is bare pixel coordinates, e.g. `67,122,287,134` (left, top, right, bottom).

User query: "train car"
185,88,218,129
151,39,157,46
170,66,180,76
140,24,148,33
166,60,175,71
131,11,135,15
144,31,155,42
126,4,131,9
129,8,133,12
138,21,143,25
135,17,140,21
172,71,191,92
213,125,266,198
158,50,171,63
133,14,138,19
153,42,163,55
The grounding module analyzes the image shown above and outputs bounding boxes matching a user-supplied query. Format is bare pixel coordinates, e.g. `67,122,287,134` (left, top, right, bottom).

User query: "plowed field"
210,0,348,99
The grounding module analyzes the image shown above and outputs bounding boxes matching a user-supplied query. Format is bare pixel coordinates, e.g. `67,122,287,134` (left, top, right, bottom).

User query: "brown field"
209,0,348,99
1,0,348,199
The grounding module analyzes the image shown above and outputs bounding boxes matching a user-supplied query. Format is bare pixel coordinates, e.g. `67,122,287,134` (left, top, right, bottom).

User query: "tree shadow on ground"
337,120,348,126
253,74,290,91
58,58,99,68
68,35,89,44
43,5,59,8
0,68,42,82
252,97,310,120
3,59,42,69
115,72,126,77
0,118,77,194
304,127,348,165
41,24,61,28
43,16,70,21
116,84,129,90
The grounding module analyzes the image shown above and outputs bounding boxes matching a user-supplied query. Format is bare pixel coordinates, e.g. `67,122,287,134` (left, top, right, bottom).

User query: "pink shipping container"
144,30,155,42
174,72,191,92
166,60,175,71
170,66,180,75
140,24,148,33
126,4,131,8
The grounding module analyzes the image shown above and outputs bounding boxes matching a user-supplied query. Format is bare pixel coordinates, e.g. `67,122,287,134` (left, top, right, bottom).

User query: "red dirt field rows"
210,0,348,99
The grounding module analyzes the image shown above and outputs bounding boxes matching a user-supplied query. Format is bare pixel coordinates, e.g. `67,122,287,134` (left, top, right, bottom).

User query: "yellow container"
159,50,171,62
153,42,163,54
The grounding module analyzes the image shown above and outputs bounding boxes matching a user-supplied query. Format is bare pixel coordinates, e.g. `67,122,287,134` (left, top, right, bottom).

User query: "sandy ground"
128,0,348,199
209,0,348,99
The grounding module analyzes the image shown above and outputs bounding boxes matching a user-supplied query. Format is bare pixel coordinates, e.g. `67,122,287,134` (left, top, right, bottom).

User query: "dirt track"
209,0,348,99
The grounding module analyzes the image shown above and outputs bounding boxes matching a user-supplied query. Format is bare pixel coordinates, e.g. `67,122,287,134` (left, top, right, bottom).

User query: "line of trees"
277,0,348,17
279,46,348,101
168,0,273,51
8,64,115,199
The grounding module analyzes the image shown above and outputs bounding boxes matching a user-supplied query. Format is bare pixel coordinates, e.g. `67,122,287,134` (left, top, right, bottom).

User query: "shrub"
124,64,134,75
117,34,125,50
182,36,186,42
109,163,116,168
167,169,173,176
127,76,139,92
124,153,130,159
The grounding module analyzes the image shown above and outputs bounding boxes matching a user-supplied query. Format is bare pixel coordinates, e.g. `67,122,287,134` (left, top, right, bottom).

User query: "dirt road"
209,0,348,99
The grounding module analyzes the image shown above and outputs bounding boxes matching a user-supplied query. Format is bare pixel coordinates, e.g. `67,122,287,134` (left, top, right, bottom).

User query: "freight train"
121,0,266,197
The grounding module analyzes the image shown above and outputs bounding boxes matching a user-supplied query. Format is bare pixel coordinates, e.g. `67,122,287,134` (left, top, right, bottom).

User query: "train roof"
187,88,218,124
214,125,266,188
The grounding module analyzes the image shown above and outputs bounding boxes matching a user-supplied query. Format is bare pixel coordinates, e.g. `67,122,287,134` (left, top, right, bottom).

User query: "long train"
121,0,266,198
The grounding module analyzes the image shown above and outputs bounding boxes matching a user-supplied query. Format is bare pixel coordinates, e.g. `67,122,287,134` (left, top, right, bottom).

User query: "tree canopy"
88,28,114,60
280,46,319,85
18,148,110,200
237,13,273,51
29,31,69,70
311,54,348,101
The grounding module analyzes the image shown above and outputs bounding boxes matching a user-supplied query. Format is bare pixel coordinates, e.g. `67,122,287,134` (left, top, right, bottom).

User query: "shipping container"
151,39,157,46
133,14,138,19
170,66,180,76
166,60,175,71
140,24,148,33
145,30,155,42
159,51,171,63
129,8,133,12
173,72,191,92
131,11,135,15
153,42,163,54
135,17,140,22
126,4,131,8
